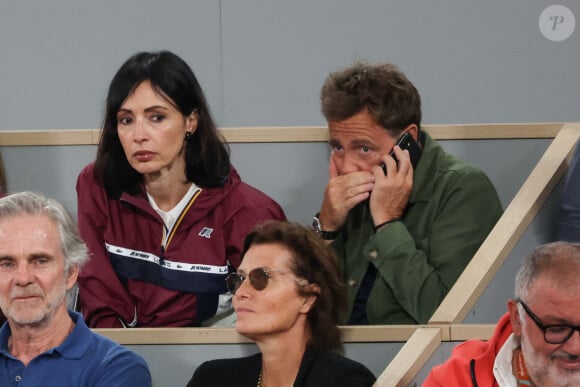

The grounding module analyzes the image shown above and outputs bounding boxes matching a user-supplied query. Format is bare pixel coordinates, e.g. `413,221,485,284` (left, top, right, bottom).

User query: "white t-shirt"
147,183,200,245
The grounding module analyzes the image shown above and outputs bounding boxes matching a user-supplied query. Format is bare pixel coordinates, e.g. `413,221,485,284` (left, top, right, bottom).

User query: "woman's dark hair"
241,221,346,352
94,50,230,197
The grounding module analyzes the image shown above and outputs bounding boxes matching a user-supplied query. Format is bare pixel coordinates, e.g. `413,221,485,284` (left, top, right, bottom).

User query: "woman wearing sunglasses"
186,220,376,387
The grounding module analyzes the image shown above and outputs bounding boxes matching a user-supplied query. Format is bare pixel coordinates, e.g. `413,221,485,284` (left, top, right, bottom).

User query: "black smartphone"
381,132,422,174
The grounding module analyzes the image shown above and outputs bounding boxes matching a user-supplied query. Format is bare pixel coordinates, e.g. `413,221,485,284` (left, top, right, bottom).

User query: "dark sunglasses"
519,300,580,345
225,268,290,294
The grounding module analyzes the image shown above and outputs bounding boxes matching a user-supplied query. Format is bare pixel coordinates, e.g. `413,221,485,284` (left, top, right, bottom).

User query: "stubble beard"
521,334,580,387
7,283,66,328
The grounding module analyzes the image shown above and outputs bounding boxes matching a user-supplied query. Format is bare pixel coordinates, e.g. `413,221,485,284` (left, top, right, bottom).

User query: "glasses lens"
249,268,270,291
225,273,242,293
545,326,574,344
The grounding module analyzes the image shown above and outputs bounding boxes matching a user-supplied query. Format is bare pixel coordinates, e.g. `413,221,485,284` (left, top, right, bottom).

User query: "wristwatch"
312,214,341,240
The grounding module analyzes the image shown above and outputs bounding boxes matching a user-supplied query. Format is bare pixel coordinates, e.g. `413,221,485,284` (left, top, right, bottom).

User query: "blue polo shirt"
0,310,151,387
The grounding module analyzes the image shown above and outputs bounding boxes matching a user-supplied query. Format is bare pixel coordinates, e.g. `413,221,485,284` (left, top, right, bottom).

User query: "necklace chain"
257,368,263,387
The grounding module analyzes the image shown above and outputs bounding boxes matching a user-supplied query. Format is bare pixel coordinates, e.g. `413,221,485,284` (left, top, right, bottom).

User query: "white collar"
493,333,520,387
147,183,200,231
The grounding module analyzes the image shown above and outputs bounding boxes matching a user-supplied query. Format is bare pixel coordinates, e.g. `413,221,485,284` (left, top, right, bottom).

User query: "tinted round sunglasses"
225,268,290,294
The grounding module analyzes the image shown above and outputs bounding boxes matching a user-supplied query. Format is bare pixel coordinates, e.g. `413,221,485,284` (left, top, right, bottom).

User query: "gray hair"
514,241,580,301
0,191,88,275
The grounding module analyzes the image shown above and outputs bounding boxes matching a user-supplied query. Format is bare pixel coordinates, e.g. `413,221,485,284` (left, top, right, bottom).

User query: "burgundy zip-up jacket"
76,163,286,328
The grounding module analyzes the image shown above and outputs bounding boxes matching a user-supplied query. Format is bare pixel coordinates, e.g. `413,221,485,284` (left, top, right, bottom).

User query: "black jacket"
186,346,376,387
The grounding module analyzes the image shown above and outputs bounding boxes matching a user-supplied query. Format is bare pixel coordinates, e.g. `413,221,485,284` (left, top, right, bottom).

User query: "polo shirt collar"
0,310,91,360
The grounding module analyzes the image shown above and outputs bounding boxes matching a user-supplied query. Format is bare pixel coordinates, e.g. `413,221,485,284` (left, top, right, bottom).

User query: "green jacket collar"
409,131,447,204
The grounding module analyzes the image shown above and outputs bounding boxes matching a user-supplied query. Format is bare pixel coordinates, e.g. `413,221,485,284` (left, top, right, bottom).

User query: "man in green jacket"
311,62,502,324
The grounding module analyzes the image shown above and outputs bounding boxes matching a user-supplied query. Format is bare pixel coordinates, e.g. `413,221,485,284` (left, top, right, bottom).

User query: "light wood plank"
0,122,565,146
94,323,497,346
340,324,443,342
429,123,580,324
220,127,329,142
424,123,561,140
95,327,252,345
449,324,496,341
374,328,442,387
0,130,100,146
94,325,442,345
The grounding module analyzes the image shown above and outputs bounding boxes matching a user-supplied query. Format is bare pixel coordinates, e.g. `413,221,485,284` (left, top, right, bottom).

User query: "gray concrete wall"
1,1,577,130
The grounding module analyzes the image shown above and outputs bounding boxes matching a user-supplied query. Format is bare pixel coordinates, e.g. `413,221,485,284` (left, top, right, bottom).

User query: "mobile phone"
381,131,422,174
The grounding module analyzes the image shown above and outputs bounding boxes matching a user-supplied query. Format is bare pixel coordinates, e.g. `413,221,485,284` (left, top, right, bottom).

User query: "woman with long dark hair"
76,51,285,328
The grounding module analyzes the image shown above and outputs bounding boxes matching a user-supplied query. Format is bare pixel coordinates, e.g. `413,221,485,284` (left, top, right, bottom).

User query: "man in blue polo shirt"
0,191,151,386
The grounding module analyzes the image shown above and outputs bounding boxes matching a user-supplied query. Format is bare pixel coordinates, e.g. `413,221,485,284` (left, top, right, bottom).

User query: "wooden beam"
449,324,496,341
0,122,565,146
0,129,101,146
95,327,252,345
429,123,580,324
374,328,442,387
94,324,436,345
340,324,435,342
94,323,497,345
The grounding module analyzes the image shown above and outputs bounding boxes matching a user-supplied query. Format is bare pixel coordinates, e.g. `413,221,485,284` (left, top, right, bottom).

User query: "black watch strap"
312,214,341,240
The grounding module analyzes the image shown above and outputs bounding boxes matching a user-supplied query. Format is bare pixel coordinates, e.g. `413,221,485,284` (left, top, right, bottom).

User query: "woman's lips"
133,151,155,162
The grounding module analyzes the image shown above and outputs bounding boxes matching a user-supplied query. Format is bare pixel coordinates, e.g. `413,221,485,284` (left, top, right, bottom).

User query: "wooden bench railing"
376,122,580,386
430,123,580,324
0,122,564,145
95,324,424,345
1,122,575,387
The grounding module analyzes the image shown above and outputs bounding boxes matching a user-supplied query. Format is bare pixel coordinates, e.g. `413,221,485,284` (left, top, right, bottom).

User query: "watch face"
312,217,322,233
312,216,339,240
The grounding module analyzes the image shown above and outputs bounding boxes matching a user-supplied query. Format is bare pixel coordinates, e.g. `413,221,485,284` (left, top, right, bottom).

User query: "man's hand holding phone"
318,156,375,232
369,145,414,227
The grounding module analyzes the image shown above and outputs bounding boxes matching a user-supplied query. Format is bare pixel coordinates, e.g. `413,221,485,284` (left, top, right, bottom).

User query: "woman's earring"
184,131,193,141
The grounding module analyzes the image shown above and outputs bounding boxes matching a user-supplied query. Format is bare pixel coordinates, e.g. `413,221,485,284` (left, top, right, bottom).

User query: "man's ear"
403,124,419,142
508,299,522,335
66,264,79,291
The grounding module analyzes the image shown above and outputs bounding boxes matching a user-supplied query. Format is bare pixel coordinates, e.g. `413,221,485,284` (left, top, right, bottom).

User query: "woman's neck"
257,331,310,387
144,167,191,211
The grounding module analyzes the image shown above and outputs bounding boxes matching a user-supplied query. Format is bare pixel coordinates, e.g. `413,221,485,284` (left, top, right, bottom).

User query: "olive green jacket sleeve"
332,133,503,324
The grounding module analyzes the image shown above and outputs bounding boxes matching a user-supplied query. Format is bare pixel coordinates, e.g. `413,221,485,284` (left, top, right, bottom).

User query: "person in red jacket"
424,241,580,386
76,51,286,328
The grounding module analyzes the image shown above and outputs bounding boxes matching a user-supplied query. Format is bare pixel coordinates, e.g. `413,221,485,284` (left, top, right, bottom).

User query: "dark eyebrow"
144,106,170,113
238,266,270,274
29,253,52,260
524,304,578,326
350,139,376,147
117,105,171,114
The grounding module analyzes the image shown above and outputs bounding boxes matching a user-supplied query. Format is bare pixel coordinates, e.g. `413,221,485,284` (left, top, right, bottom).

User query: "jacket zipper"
470,359,478,387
